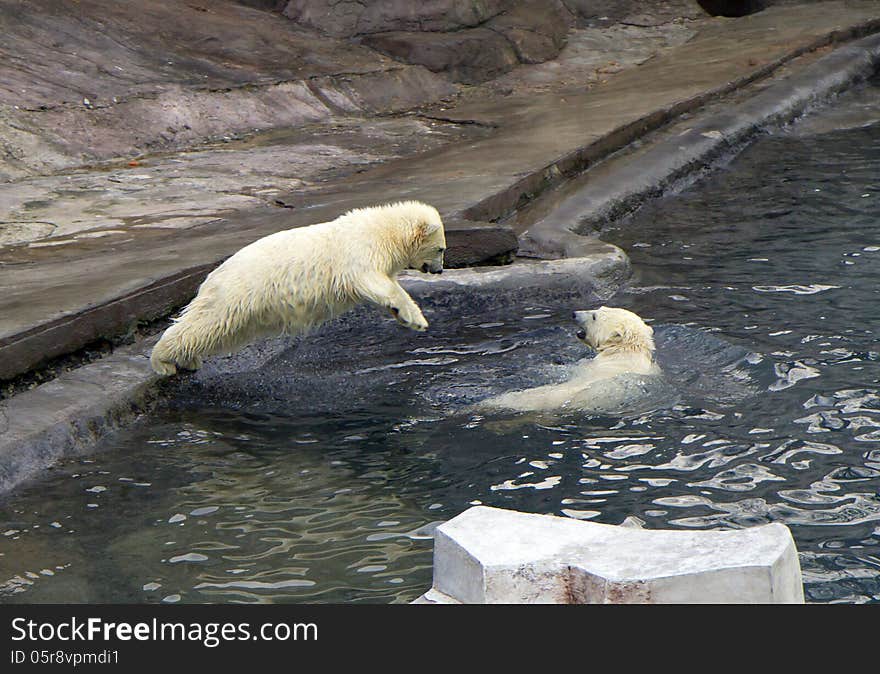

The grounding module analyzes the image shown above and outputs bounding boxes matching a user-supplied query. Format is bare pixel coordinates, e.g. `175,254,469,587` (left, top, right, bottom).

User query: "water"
3,86,880,604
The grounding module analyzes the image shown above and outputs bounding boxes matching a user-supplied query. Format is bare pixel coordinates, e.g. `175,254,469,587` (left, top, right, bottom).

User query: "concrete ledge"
521,31,880,257
416,507,804,604
0,263,217,382
0,339,162,494
402,239,629,305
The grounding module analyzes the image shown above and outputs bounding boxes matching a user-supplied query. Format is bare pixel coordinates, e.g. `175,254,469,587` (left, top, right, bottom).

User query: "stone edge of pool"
520,31,880,258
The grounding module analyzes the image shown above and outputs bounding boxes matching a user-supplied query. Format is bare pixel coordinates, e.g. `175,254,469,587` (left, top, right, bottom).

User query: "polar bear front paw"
391,305,428,332
151,358,178,376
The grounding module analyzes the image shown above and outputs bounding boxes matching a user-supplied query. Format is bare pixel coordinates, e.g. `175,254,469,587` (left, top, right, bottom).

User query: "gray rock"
0,0,456,172
443,219,518,268
486,0,573,65
560,0,639,22
562,0,704,25
0,342,162,496
363,29,520,84
282,0,506,37
283,1,571,83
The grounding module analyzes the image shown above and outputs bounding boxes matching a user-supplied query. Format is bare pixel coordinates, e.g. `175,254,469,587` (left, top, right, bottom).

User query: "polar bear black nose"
576,329,586,340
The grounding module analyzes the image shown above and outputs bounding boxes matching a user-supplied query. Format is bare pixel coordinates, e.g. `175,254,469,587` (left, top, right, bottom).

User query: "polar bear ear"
608,322,652,349
608,323,641,346
415,219,442,241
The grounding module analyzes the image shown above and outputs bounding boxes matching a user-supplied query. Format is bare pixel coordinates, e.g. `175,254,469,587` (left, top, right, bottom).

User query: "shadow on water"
3,81,880,604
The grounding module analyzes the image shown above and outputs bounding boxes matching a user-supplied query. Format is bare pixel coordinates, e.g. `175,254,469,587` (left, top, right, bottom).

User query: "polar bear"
479,306,661,413
150,201,446,375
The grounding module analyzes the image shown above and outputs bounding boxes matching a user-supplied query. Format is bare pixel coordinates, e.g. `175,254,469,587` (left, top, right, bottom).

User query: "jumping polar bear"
479,306,661,413
150,201,446,375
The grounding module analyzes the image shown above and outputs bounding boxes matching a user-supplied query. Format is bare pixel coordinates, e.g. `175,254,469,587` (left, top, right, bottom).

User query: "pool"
2,80,880,605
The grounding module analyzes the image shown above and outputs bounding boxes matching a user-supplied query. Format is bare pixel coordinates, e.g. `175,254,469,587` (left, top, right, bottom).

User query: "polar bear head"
573,306,655,356
345,201,447,274
403,203,446,275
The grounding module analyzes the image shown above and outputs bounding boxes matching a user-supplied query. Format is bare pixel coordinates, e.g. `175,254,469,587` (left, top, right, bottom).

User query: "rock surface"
489,0,573,65
282,0,508,37
279,1,704,83
362,1,573,83
363,29,522,84
443,219,519,268
0,0,455,175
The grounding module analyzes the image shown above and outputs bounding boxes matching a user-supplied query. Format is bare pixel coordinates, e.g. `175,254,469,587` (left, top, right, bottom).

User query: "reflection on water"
3,84,880,604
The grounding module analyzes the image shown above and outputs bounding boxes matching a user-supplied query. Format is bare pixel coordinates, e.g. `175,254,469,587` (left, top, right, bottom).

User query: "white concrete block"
416,506,804,604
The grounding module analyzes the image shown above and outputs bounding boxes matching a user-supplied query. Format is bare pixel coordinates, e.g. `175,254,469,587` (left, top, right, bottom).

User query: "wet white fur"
151,201,446,375
481,306,659,413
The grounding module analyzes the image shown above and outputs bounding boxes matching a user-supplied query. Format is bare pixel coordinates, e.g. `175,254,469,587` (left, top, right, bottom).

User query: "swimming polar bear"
479,306,661,414
150,201,446,375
